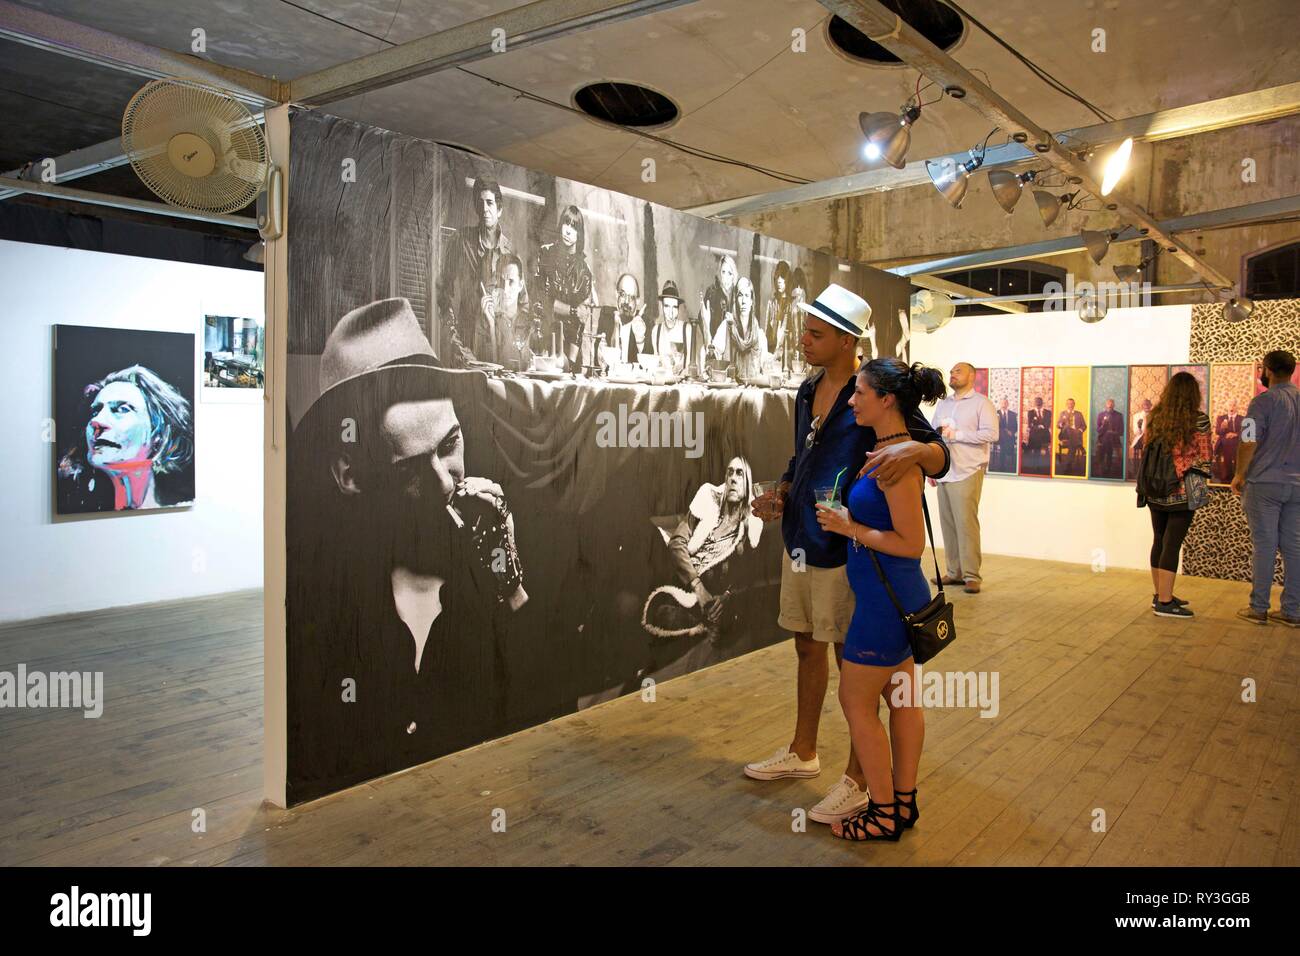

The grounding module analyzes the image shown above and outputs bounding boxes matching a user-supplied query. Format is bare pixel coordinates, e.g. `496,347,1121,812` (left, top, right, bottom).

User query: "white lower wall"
0,239,264,623
909,304,1192,571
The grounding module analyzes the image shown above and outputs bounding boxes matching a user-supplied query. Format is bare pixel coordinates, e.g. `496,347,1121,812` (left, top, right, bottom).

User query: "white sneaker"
743,746,820,781
808,774,869,824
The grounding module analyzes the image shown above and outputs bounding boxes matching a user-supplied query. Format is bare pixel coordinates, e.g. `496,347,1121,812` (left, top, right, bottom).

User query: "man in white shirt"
930,362,998,593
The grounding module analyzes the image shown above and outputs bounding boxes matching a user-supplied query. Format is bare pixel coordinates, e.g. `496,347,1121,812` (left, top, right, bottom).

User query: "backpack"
1136,438,1182,508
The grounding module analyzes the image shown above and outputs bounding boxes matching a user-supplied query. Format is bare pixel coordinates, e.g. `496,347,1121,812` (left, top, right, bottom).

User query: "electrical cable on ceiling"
276,0,393,44
945,0,1116,124
914,73,945,108
273,0,814,186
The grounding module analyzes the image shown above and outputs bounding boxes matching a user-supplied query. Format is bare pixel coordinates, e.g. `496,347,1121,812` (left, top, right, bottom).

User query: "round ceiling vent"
574,82,679,128
828,0,965,65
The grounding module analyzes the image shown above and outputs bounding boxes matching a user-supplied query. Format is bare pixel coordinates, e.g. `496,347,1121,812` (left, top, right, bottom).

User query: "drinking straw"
830,465,848,502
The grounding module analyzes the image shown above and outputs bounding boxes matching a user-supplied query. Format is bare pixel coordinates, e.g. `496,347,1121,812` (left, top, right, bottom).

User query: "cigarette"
446,502,464,529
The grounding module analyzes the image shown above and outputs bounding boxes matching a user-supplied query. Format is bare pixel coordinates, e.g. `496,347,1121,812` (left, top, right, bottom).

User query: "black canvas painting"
53,324,195,515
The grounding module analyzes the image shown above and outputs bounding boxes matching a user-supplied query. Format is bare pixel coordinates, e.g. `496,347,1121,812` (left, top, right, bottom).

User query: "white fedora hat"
796,282,871,336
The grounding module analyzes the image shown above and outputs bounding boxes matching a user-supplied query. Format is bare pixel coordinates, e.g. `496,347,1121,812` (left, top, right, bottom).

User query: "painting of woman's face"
560,221,578,247
55,325,196,515
86,381,151,467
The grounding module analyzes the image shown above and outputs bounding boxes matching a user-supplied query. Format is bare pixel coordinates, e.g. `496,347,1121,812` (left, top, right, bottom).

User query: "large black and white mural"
284,109,910,804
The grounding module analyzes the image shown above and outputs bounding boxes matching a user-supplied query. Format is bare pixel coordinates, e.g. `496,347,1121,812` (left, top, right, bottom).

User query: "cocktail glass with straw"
814,466,850,518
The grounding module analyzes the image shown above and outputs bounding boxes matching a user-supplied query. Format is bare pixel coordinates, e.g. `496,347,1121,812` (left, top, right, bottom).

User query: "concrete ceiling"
5,0,1300,212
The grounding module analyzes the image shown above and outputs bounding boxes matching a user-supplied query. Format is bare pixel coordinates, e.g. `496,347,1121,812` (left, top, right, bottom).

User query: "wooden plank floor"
1,552,1296,867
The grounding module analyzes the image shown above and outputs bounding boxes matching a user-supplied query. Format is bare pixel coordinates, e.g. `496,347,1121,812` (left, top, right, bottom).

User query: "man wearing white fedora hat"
286,297,527,801
748,283,950,825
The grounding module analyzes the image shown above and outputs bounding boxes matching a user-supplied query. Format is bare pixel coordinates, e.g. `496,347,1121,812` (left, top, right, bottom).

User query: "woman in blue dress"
815,357,945,842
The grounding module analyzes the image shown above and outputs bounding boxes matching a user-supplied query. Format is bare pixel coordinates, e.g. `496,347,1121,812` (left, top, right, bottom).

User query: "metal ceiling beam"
886,192,1300,277
289,0,698,105
0,176,259,230
688,80,1300,220
910,272,1028,313
0,113,266,202
0,0,282,105
947,283,1208,306
811,0,1235,290
0,138,129,200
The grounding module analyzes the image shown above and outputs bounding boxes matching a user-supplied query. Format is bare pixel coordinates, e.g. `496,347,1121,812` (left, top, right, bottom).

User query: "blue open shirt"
781,368,950,568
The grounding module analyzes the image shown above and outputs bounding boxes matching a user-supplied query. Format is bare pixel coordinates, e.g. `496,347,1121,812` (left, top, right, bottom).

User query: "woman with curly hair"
1137,371,1211,618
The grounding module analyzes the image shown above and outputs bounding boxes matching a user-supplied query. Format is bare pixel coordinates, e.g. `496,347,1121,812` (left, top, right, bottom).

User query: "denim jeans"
1242,481,1300,615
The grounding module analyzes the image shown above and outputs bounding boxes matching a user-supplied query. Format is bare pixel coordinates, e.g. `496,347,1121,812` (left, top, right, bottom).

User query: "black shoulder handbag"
864,498,956,665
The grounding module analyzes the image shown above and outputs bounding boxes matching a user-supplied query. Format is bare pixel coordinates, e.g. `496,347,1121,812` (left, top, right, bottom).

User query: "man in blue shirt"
746,284,949,825
1232,349,1300,627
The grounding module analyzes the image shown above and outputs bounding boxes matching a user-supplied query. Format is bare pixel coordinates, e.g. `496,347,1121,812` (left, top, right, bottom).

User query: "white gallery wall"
909,303,1193,571
0,239,264,623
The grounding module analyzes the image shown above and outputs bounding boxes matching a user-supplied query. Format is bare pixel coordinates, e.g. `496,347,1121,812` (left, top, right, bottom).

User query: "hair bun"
909,363,947,404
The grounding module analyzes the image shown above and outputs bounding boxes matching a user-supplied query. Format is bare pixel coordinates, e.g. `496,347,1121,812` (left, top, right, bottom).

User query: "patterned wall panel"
1182,489,1286,585
1183,298,1298,584
1189,299,1300,365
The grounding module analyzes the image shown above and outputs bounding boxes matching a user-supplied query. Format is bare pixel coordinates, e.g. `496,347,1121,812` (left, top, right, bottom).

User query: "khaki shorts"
777,553,855,643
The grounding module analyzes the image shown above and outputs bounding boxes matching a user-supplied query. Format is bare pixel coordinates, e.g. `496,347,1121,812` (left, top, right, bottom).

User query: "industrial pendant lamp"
1033,190,1076,227
1114,249,1159,283
926,152,984,209
988,169,1038,214
1222,296,1254,323
1081,228,1118,264
859,104,922,169
1077,289,1108,323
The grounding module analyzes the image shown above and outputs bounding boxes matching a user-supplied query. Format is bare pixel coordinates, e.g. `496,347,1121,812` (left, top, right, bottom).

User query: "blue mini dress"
842,475,933,667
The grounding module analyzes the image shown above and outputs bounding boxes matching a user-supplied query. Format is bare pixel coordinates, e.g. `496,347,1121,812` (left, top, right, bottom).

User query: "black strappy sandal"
833,799,902,842
895,788,920,830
